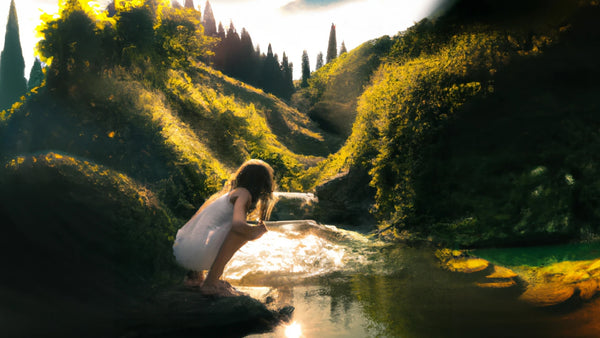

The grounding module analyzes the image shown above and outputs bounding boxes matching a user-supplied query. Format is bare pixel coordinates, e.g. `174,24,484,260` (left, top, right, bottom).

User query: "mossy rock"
445,257,490,273
518,284,576,307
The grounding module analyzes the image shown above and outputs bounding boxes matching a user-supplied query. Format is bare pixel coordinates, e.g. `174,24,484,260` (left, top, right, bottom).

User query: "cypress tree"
239,28,258,85
301,50,310,88
184,0,195,9
340,41,347,54
216,22,225,40
213,22,226,69
27,58,44,90
261,43,278,93
326,23,337,64
316,52,324,70
281,52,294,100
224,21,241,75
0,0,27,110
202,1,216,36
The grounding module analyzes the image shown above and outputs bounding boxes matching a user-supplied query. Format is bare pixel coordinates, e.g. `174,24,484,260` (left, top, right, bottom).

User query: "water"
473,241,600,267
222,220,600,338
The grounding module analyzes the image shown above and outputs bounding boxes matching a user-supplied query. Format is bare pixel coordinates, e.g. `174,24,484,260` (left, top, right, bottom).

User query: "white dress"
173,193,234,271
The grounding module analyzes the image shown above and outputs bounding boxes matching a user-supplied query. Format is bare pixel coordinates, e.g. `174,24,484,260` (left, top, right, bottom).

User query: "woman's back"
173,193,235,271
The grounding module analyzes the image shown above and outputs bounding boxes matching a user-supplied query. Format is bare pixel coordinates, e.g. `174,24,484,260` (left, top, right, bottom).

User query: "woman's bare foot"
200,280,247,297
200,281,237,297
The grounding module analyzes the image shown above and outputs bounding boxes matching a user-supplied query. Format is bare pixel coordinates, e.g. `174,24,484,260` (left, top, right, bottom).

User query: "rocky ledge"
120,286,294,337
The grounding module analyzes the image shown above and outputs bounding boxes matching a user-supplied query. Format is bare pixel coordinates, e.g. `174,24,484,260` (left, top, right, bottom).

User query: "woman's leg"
203,230,248,288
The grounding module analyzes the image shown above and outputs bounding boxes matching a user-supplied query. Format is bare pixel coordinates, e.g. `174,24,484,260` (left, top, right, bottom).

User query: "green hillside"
292,36,394,151
0,0,326,307
306,0,600,247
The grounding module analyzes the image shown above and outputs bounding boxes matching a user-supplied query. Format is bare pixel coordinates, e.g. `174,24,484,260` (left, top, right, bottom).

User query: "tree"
301,50,310,88
156,5,213,68
280,52,294,100
202,1,216,36
316,51,324,70
172,0,182,9
0,0,27,110
326,23,337,64
184,0,195,9
27,58,44,89
261,43,279,94
340,41,347,54
223,21,241,75
238,27,258,84
213,21,226,69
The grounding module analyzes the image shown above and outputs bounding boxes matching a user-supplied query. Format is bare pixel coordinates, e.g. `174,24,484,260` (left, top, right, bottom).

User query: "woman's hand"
251,220,268,240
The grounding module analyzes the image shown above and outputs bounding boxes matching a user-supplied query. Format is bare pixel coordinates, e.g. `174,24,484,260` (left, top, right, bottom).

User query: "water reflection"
230,221,600,337
223,220,379,283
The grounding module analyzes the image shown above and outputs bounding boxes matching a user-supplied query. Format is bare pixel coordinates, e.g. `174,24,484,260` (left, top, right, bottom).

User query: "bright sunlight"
284,321,303,338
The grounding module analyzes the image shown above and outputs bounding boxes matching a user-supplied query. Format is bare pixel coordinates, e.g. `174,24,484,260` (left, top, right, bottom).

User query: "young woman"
172,159,276,296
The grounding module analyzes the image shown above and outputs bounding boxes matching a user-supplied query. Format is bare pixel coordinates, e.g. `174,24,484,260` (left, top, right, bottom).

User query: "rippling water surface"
223,220,600,338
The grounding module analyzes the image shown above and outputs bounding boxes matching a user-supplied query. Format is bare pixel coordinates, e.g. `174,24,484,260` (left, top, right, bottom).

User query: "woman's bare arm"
230,188,267,240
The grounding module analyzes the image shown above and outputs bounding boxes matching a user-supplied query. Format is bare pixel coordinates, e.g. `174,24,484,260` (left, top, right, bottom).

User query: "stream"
220,219,600,338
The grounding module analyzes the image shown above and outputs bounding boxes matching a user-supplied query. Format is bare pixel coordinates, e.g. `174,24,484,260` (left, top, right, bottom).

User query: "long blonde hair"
199,159,277,221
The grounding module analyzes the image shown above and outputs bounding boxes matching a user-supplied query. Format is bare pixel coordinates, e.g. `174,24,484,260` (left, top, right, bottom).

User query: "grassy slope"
301,0,600,246
0,54,328,314
292,36,394,152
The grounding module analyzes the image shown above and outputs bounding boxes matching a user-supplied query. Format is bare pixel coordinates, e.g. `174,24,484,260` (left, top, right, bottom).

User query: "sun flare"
284,321,302,338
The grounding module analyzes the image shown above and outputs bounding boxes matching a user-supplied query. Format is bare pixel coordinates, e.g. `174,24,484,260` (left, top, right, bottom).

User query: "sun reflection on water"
223,221,370,282
284,321,302,338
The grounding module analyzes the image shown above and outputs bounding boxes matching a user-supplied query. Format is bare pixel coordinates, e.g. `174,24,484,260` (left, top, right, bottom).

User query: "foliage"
36,0,214,93
292,36,393,150
27,58,45,90
330,2,600,247
0,152,180,287
0,0,326,292
0,0,27,111
210,19,295,100
154,5,214,68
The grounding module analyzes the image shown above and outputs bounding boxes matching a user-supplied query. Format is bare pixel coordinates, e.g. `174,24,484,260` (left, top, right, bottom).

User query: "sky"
0,0,442,79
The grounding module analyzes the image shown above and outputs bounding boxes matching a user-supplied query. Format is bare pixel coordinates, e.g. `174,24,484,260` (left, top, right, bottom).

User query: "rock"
451,250,464,258
476,280,518,289
271,192,317,220
485,265,518,279
586,259,600,274
518,284,576,307
563,270,591,284
314,166,376,226
121,286,292,337
576,279,598,301
445,257,490,273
